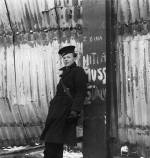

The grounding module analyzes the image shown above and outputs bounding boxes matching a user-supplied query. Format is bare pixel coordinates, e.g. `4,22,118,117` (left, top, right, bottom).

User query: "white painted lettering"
97,68,103,81
91,69,97,82
102,67,106,84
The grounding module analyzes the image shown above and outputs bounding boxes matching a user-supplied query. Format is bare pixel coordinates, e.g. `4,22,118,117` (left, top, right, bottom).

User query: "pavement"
0,145,83,158
25,150,83,158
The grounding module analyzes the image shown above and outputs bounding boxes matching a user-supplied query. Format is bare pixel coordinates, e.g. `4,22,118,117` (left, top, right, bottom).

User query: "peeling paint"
0,0,84,147
0,0,83,35
0,40,83,146
117,35,150,151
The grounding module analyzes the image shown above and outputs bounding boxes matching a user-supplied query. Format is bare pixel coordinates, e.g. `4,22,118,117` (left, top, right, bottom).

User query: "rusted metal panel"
0,0,83,35
0,0,83,148
0,0,11,35
83,0,106,158
116,35,150,156
115,0,150,36
117,0,150,24
0,37,83,147
110,0,150,156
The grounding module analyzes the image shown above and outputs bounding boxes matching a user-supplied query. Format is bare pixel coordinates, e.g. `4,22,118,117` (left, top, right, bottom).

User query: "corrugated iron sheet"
0,37,83,147
0,0,83,147
115,0,150,35
116,34,150,155
0,0,83,35
112,0,150,156
116,0,150,24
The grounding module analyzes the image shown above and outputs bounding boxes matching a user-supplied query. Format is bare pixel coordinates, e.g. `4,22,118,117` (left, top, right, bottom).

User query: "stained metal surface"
115,0,150,35
0,0,83,35
0,0,83,147
116,35,150,156
116,0,150,24
0,39,83,147
112,0,150,156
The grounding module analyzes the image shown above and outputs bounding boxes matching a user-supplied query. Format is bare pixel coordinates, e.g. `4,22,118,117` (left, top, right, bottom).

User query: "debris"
121,145,128,156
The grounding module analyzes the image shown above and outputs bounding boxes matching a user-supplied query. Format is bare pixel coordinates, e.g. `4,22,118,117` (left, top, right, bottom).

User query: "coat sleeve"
71,67,88,112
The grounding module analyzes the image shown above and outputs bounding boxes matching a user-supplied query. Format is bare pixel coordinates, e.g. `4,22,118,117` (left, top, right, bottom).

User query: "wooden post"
82,0,106,158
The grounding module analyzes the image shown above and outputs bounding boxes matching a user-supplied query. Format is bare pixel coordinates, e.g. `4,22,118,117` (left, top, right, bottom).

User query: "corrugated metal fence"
114,0,150,156
0,0,83,147
117,35,150,147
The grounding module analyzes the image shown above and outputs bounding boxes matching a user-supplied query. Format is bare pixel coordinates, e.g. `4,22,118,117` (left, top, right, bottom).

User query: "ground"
25,150,83,158
0,145,83,158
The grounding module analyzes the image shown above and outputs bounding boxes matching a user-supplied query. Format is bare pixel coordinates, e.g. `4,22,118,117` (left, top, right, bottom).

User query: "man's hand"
66,110,80,123
69,110,78,117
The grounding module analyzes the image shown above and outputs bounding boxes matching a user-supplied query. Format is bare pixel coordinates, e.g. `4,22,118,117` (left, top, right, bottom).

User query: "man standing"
40,45,88,158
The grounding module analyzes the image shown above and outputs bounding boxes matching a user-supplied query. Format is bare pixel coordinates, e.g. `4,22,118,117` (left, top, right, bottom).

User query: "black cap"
58,45,77,57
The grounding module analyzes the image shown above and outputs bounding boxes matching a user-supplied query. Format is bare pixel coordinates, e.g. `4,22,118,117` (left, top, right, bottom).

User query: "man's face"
62,53,76,67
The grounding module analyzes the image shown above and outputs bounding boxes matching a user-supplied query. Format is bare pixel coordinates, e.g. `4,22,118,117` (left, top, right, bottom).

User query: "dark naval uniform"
41,62,87,157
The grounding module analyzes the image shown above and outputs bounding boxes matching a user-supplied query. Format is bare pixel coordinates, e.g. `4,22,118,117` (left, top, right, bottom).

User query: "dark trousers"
44,142,63,158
